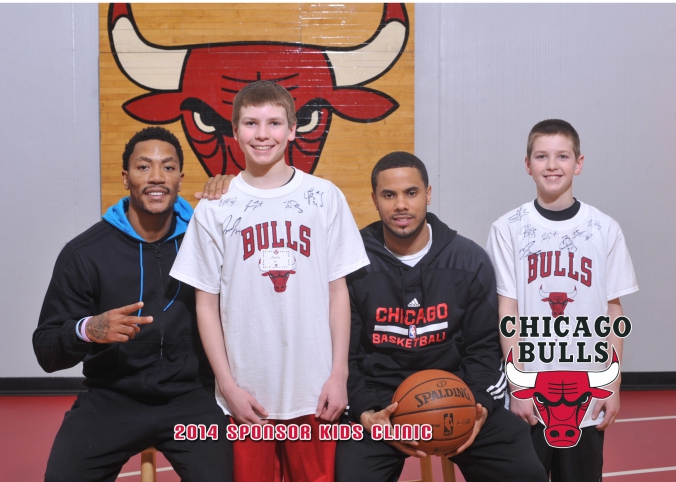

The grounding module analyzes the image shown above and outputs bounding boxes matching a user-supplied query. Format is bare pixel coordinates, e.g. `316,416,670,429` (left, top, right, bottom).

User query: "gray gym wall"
0,4,673,378
0,4,100,377
416,4,676,373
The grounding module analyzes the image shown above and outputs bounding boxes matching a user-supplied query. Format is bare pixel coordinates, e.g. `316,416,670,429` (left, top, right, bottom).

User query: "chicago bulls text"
500,315,632,364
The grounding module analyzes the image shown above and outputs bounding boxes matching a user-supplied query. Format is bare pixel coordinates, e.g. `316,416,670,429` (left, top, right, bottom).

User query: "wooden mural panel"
99,3,414,228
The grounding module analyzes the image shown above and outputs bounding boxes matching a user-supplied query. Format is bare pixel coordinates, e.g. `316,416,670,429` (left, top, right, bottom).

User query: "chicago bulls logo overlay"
540,285,576,317
505,348,619,448
259,249,297,293
108,3,408,177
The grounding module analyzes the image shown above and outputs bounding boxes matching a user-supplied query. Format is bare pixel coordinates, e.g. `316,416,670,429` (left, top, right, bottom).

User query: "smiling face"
372,167,432,254
122,139,183,218
526,134,584,209
233,103,296,172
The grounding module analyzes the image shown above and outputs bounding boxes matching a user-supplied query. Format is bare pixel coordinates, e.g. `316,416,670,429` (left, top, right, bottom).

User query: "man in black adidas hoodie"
335,152,546,482
33,127,231,482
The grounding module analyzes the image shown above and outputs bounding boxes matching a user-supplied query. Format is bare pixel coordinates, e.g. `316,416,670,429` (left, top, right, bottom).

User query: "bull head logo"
259,255,297,293
505,348,619,448
540,285,577,317
108,3,408,177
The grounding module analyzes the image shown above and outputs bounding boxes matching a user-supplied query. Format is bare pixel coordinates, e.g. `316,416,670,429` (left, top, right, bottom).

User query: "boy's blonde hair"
527,119,581,159
232,81,297,128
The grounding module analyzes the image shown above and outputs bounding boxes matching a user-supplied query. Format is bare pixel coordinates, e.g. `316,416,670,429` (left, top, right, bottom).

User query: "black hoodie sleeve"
346,281,384,423
459,249,504,415
33,245,96,372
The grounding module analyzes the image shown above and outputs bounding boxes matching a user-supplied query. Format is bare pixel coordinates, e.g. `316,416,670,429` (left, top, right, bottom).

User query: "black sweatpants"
45,387,231,482
335,407,547,482
531,423,605,482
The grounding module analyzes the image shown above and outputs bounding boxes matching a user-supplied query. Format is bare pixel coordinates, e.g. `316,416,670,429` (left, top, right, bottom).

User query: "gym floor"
1,391,674,481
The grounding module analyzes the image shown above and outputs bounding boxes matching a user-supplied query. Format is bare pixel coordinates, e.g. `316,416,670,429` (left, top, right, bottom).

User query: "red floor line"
604,466,676,477
118,466,175,478
615,415,676,423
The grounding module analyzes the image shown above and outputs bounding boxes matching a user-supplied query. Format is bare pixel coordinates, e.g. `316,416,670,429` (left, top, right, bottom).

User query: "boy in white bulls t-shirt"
485,119,638,482
171,81,369,482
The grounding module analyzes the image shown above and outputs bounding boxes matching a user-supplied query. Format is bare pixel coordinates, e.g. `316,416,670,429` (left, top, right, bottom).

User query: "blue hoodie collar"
102,196,193,242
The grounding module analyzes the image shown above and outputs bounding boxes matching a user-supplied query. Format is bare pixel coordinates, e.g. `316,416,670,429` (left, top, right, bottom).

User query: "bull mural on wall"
108,3,409,177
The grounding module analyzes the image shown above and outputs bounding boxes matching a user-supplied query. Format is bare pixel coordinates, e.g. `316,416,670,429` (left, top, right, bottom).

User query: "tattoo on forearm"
87,312,109,342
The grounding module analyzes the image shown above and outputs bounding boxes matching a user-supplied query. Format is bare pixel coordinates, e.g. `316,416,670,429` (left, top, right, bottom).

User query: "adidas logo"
408,298,420,308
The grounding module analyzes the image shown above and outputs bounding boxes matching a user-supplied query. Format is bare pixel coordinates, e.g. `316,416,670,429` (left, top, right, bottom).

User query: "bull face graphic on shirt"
540,285,577,317
259,249,297,293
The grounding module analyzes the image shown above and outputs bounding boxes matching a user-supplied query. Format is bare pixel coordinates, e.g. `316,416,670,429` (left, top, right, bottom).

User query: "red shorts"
232,414,336,482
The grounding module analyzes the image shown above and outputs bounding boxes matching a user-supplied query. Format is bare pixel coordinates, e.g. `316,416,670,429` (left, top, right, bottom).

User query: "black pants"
532,424,604,482
335,407,547,482
45,387,232,482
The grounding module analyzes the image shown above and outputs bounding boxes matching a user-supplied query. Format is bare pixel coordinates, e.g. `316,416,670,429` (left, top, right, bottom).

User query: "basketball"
391,370,477,455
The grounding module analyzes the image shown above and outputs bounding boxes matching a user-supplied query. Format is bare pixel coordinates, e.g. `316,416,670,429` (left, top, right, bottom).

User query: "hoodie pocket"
83,345,120,378
364,342,464,379
157,337,200,384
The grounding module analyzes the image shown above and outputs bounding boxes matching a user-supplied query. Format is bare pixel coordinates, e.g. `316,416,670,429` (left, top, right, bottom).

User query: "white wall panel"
416,4,676,372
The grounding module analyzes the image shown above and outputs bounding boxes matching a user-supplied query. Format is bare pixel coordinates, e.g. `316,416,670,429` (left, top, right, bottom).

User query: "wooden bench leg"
441,457,456,482
419,456,434,482
414,455,456,482
140,448,157,482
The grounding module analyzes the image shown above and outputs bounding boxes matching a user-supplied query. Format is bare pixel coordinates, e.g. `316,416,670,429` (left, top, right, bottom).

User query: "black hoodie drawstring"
418,263,427,310
137,243,144,316
137,240,182,315
163,239,182,311
399,266,406,319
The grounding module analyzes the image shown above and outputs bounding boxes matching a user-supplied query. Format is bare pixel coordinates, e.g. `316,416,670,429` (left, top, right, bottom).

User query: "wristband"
75,317,85,340
76,316,93,343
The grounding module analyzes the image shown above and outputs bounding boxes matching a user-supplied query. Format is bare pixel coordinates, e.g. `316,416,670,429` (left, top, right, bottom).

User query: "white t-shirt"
385,224,433,267
171,169,369,419
486,200,638,426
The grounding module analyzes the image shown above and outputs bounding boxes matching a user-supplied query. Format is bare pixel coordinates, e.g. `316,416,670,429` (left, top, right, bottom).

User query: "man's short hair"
371,151,429,192
527,119,581,159
232,81,297,128
122,126,184,171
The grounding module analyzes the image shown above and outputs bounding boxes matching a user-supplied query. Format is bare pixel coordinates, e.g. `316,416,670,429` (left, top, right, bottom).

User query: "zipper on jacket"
154,243,165,362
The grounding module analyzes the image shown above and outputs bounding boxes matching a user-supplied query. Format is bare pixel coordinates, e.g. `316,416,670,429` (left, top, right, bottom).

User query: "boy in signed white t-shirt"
171,81,369,482
486,119,638,482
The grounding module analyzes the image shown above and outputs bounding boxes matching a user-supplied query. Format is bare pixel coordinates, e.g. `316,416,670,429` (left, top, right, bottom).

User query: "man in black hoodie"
33,127,231,482
335,152,546,481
